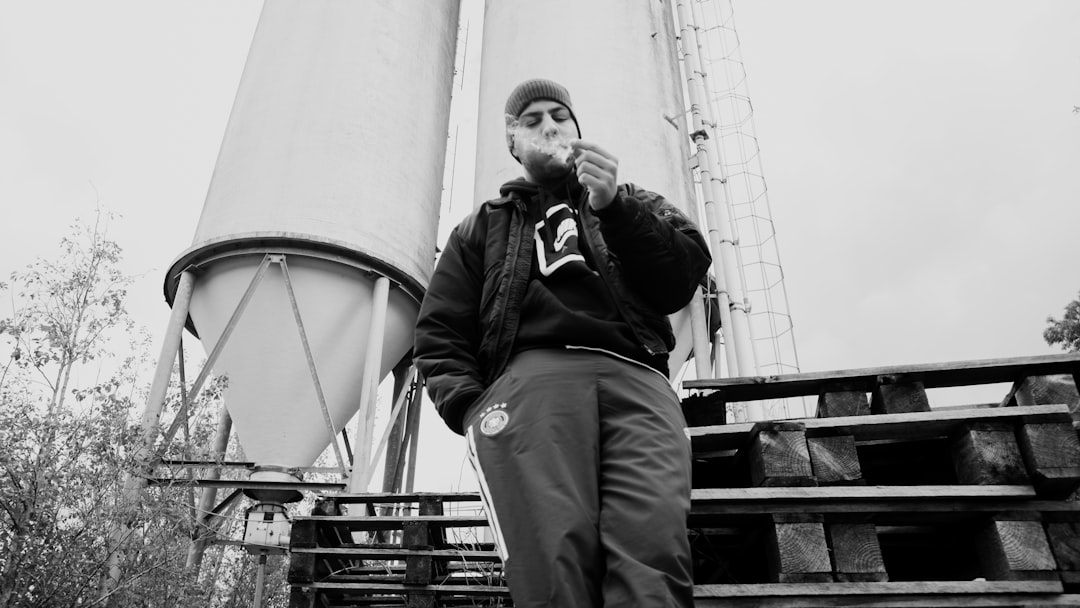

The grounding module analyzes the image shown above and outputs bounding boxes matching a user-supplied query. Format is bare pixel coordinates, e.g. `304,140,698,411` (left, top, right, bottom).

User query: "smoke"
511,126,575,165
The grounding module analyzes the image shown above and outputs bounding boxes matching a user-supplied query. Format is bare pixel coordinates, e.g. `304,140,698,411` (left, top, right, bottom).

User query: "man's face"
509,99,579,183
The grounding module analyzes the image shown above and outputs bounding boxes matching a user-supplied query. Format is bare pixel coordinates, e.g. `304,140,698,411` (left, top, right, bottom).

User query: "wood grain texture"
827,522,888,582
976,519,1058,581
1018,422,1080,498
871,378,931,415
950,422,1030,485
817,388,871,418
749,424,816,487
768,520,833,582
808,435,864,485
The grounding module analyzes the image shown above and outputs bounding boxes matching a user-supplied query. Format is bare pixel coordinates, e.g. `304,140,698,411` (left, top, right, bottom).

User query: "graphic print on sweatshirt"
534,203,590,277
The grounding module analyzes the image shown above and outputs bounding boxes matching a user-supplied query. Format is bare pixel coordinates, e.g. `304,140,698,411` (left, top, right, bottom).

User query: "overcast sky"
2,1,1078,491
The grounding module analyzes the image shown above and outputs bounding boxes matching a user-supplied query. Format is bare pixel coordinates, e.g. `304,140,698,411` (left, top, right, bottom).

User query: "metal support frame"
102,270,197,602
185,405,234,574
108,251,414,593
277,254,348,477
349,276,391,493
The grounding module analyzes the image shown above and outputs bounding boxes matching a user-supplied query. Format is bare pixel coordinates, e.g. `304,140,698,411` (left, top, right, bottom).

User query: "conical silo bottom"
186,252,417,475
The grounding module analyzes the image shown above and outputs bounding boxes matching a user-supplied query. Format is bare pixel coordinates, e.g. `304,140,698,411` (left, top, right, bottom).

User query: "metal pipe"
185,406,233,574
349,276,390,493
381,364,411,493
674,0,760,394
689,286,713,379
361,366,412,490
252,554,267,608
403,373,423,494
103,270,195,601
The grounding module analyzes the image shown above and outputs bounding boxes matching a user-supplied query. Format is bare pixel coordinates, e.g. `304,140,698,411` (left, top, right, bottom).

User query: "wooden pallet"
287,354,1080,607
288,493,504,608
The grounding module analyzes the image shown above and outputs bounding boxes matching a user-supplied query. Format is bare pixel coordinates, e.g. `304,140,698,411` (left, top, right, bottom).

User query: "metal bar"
103,270,197,600
161,459,254,468
252,554,267,608
277,254,348,477
689,286,712,379
162,254,273,446
341,427,353,464
403,372,424,493
179,336,191,444
382,363,411,493
185,405,233,574
349,276,391,493
145,478,346,492
210,489,244,517
135,270,196,470
178,337,196,540
361,365,413,490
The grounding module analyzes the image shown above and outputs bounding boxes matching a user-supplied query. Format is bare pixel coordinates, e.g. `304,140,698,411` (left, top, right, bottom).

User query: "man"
413,78,709,607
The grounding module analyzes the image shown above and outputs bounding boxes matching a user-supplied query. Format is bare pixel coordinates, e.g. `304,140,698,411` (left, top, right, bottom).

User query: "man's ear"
505,114,520,156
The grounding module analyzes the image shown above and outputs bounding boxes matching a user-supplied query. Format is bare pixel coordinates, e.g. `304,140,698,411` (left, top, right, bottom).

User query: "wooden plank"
402,520,432,585
292,515,488,528
316,492,483,505
289,547,499,559
1018,422,1080,498
287,586,316,608
808,435,863,485
693,485,1039,502
817,387,871,418
693,582,1076,607
683,353,1080,401
693,580,1065,597
690,404,1072,454
828,522,887,582
976,519,1059,581
749,422,816,487
1046,522,1080,574
950,422,1030,485
690,485,1059,517
300,581,510,596
1015,374,1080,411
871,378,930,415
767,516,832,582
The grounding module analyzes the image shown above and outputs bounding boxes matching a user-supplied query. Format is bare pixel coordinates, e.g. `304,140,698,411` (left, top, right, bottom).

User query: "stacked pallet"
685,353,1080,607
288,493,506,607
287,354,1080,607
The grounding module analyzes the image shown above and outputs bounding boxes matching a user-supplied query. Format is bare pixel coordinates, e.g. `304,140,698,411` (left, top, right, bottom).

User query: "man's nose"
540,116,559,136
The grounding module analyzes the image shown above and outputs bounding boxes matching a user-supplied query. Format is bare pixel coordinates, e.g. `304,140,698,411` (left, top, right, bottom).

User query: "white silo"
473,0,706,376
164,0,460,500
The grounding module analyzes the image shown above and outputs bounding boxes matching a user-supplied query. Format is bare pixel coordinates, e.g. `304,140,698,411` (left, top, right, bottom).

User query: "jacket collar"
494,174,585,207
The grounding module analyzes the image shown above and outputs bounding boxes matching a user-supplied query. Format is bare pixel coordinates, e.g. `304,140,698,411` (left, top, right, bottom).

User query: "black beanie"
505,78,582,160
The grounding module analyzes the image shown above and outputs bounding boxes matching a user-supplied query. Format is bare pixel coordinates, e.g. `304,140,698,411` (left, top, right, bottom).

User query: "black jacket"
414,177,712,434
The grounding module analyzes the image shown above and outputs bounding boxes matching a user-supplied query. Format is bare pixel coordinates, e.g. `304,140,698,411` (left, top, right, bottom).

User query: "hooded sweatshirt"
503,175,663,373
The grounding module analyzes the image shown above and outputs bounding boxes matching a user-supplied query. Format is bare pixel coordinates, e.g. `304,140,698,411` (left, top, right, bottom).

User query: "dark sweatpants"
464,348,694,608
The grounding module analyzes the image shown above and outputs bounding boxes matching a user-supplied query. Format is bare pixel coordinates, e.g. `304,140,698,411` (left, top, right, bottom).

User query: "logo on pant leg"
479,402,509,436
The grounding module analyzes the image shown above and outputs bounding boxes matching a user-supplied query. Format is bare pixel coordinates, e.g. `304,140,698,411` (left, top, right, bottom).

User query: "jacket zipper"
573,188,661,356
487,197,527,380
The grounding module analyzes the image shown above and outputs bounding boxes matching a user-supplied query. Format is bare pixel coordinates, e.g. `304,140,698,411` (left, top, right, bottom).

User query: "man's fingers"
574,151,617,175
575,159,613,183
571,140,613,158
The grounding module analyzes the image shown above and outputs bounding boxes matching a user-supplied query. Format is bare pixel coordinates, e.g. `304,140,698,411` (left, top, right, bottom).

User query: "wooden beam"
950,422,1030,485
827,521,887,582
808,435,863,485
1017,422,1080,498
684,353,1080,401
690,404,1072,454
